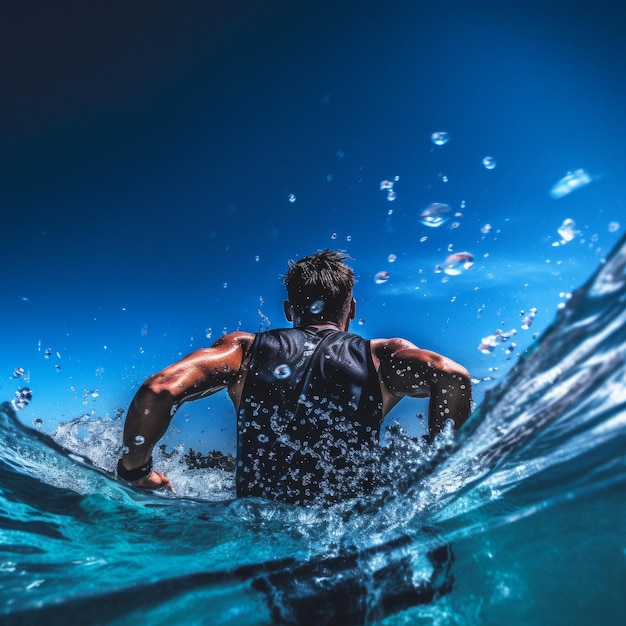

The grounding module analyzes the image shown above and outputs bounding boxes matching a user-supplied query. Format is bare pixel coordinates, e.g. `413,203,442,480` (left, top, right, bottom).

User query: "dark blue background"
2,1,624,449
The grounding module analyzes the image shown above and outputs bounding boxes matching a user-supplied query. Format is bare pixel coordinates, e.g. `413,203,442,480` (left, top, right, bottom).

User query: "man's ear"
349,297,356,320
284,300,293,321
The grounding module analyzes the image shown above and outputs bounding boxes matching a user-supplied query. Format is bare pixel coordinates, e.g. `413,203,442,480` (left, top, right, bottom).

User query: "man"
117,250,472,505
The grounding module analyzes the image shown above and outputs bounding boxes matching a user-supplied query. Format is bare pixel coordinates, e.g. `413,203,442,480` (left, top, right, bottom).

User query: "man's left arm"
377,338,472,437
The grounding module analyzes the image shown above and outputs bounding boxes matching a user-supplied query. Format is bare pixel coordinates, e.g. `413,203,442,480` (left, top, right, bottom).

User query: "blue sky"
2,1,624,452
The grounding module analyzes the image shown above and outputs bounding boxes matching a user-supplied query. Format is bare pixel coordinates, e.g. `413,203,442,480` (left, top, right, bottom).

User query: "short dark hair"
283,250,355,324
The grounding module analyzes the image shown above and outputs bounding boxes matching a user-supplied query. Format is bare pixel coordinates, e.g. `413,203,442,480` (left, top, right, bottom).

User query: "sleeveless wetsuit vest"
236,327,384,506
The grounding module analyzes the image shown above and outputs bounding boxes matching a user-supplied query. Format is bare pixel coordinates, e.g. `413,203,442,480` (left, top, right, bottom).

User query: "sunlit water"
2,235,626,625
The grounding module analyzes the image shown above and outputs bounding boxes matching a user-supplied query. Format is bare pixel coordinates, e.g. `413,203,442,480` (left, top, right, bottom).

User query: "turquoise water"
2,234,625,625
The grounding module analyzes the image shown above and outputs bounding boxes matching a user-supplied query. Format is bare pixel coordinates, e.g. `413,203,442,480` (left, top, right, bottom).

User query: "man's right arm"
374,338,472,437
118,331,254,488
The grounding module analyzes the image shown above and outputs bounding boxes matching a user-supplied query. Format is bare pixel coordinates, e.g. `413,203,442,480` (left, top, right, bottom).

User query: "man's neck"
297,321,345,331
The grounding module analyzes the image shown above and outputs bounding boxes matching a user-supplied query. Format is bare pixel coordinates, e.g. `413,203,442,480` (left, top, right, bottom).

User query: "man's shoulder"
223,328,298,347
215,331,257,350
370,336,418,355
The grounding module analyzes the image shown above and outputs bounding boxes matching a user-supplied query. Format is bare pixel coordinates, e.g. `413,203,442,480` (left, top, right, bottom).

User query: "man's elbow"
441,360,471,388
456,366,472,390
133,377,177,412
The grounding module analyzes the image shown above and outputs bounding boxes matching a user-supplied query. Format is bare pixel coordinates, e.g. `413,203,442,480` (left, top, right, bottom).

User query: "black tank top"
236,327,384,506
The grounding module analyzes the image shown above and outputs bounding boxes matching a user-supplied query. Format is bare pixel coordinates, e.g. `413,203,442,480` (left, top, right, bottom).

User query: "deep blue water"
2,2,626,624
2,233,625,624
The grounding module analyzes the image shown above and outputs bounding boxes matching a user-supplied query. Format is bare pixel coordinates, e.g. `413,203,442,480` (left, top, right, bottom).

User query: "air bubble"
437,252,474,276
482,156,496,170
557,218,577,242
550,169,591,198
375,271,390,284
431,131,449,146
420,203,451,228
133,435,145,446
11,387,32,410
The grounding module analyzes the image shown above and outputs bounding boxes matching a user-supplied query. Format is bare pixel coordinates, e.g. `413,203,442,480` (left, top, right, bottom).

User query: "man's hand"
130,471,173,491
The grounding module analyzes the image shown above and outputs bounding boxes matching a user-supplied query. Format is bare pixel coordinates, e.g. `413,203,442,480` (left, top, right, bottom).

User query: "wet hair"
283,250,355,324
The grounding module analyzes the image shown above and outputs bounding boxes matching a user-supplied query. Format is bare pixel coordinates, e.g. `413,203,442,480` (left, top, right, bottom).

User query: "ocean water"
2,233,625,625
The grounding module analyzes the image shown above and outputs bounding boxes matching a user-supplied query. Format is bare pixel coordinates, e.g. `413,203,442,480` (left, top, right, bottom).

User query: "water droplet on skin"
310,300,325,314
273,364,291,379
133,435,145,446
